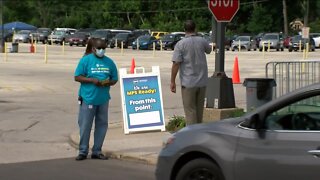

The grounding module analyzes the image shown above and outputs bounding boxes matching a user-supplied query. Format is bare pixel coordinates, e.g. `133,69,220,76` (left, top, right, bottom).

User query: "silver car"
13,30,32,43
259,33,284,51
156,83,320,180
231,36,257,51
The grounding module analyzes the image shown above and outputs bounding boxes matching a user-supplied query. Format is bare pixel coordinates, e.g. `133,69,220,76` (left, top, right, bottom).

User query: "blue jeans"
78,101,109,156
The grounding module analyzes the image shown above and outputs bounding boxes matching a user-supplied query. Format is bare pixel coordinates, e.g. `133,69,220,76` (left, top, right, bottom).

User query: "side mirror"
249,113,265,130
249,113,266,138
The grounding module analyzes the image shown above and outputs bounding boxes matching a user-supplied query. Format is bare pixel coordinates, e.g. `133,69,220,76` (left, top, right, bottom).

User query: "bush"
166,115,186,133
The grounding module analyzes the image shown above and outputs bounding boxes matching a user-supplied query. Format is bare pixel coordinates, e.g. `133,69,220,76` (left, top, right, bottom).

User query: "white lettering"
129,99,145,105
211,0,234,7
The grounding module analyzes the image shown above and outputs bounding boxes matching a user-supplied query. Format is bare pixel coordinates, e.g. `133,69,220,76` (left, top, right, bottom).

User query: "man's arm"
170,62,180,93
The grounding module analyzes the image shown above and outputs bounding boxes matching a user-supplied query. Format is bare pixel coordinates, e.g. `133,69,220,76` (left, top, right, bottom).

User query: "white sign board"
119,66,166,134
302,27,310,39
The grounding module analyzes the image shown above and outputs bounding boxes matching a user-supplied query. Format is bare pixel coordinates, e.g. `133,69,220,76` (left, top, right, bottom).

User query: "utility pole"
282,0,288,36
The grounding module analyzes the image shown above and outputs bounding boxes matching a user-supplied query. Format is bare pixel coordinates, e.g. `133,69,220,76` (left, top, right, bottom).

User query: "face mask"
95,49,105,57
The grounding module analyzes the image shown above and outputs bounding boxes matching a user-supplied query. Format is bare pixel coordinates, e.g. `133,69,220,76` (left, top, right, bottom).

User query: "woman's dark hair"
84,38,96,55
184,20,196,33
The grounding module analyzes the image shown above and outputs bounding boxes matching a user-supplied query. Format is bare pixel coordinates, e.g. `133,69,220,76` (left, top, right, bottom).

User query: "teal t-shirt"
74,53,118,105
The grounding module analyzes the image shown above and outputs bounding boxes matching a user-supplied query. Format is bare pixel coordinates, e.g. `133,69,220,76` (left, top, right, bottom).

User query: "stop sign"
208,0,240,22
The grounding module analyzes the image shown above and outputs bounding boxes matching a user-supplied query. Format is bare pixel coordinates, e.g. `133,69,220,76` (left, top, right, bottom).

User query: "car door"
234,95,320,180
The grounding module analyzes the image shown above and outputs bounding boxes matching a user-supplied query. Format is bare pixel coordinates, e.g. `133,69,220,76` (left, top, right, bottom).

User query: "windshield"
38,28,50,33
235,36,250,41
292,35,302,41
115,33,128,39
18,30,30,34
161,35,175,41
263,34,278,40
53,30,66,35
138,36,150,41
92,30,108,37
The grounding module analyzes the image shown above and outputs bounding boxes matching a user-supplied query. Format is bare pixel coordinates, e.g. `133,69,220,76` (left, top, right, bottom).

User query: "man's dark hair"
184,20,196,33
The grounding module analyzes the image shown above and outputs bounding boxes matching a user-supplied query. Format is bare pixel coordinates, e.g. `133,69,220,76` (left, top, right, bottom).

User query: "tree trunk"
282,0,288,35
127,12,131,25
304,0,309,27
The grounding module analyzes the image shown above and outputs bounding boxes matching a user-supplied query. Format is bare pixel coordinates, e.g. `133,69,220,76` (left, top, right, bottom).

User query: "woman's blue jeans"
78,101,109,156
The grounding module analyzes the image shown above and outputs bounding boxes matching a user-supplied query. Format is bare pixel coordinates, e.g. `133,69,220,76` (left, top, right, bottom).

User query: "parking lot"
0,42,319,163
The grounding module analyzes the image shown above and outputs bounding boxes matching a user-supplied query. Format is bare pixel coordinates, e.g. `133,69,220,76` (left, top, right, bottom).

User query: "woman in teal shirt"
74,39,118,161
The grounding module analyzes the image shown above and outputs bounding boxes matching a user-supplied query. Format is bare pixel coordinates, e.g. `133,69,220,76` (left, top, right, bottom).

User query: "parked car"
259,33,284,51
13,30,32,43
158,34,182,50
310,33,320,48
32,28,52,44
132,29,150,39
90,29,112,45
253,32,264,48
288,35,315,52
0,30,13,42
231,35,257,51
156,83,320,180
132,35,158,50
109,32,135,48
48,28,75,45
171,32,185,39
151,31,168,40
66,32,89,47
90,29,131,47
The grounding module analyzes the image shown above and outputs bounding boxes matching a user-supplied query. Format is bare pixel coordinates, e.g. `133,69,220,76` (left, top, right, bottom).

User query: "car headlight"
142,42,147,45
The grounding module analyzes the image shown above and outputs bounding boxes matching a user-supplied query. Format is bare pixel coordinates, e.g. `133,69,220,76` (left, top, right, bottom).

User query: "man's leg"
196,87,206,123
92,101,109,155
181,87,197,125
78,102,95,156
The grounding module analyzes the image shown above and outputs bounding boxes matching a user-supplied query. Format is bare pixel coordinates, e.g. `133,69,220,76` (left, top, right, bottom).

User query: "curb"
68,130,159,165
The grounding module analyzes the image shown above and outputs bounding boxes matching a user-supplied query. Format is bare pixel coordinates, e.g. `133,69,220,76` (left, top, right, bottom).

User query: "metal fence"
265,60,320,98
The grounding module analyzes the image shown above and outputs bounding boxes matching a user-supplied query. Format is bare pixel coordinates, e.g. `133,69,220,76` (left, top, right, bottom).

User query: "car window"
263,34,278,40
235,36,250,41
265,95,320,131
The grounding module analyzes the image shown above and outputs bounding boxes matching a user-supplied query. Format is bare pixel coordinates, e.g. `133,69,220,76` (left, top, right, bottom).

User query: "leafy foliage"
166,115,186,133
2,0,320,34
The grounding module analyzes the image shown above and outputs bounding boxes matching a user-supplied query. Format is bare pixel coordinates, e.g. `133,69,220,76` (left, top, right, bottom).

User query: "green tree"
247,5,273,34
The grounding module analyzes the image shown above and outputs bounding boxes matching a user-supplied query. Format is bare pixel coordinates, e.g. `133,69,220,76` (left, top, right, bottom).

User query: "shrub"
166,115,186,133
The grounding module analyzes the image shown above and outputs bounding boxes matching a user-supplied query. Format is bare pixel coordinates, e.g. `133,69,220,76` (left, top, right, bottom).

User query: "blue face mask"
95,49,105,57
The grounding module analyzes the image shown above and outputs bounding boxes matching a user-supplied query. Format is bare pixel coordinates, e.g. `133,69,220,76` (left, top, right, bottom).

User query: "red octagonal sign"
208,0,240,22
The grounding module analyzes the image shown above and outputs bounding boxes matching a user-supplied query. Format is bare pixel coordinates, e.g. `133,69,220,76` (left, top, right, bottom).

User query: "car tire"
259,48,262,52
289,49,292,52
175,158,225,180
69,43,73,46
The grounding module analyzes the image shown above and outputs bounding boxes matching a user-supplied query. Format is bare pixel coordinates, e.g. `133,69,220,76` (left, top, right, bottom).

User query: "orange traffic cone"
30,43,35,53
130,58,136,74
232,56,241,84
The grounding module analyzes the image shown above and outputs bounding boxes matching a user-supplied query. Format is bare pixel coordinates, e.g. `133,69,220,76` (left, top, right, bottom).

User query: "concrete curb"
69,125,171,165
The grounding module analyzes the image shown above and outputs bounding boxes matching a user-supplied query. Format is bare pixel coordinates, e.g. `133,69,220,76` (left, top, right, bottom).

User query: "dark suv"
159,34,182,50
288,35,315,52
34,28,52,44
109,33,135,48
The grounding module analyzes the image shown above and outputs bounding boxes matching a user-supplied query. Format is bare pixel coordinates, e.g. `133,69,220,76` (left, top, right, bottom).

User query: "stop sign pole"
206,0,239,109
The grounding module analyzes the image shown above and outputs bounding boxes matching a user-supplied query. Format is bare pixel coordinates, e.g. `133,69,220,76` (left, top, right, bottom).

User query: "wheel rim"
187,167,215,180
